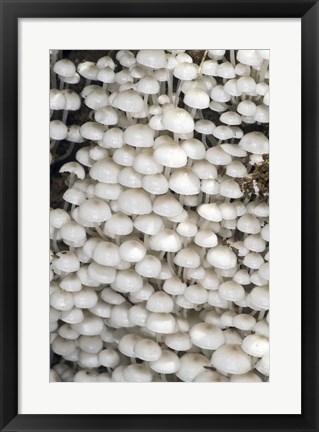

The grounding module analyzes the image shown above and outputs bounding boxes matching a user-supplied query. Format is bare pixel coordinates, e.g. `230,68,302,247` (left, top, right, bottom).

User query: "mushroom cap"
255,351,270,376
168,168,200,195
237,76,257,94
226,160,248,178
211,85,231,103
184,284,208,305
150,228,182,253
239,132,269,155
133,149,163,175
153,139,187,167
71,311,104,336
124,124,155,148
250,285,270,310
218,281,245,302
118,333,141,357
77,335,103,354
190,322,225,350
237,213,261,234
241,334,269,357
219,178,243,199
236,50,262,67
78,198,111,223
50,208,70,229
93,241,121,267
237,100,257,117
216,61,235,79
220,111,242,126
233,313,256,331
60,221,86,244
118,166,143,189
197,203,222,222
77,61,99,80
211,344,253,375
104,213,133,236
194,370,229,382
94,106,118,125
177,220,198,238
194,229,218,248
52,251,80,273
207,245,237,270
181,138,206,160
176,353,208,382
128,304,149,327
153,194,183,218
134,338,162,361
184,87,210,109
137,49,167,69
118,189,152,215
174,62,198,80
113,269,143,294
149,350,180,374
143,173,169,195
163,277,186,296
80,121,105,141
123,364,153,382
50,120,68,140
213,125,233,141
134,213,164,235
50,287,74,311
109,302,132,328
162,108,195,134
135,254,162,278
98,348,120,368
119,239,146,263
113,90,144,113
101,287,125,305
145,312,176,334
53,59,76,77
50,89,66,110
221,143,247,158
173,247,201,269
89,158,120,184
206,146,232,165
136,75,160,95
146,291,174,313
102,127,124,149
164,331,192,351
243,252,264,270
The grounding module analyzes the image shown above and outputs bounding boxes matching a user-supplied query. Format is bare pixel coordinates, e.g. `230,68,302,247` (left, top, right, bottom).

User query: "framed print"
0,0,318,431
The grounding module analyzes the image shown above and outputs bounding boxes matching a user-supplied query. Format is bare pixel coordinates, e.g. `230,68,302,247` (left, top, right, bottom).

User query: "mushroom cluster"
50,49,269,383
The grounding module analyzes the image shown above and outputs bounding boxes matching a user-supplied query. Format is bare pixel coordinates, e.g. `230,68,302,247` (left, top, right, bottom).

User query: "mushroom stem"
52,229,60,253
174,80,183,107
258,309,266,320
167,71,174,102
160,373,167,382
144,234,149,249
62,109,69,124
94,223,107,240
55,142,75,163
258,60,269,83
159,250,166,260
164,166,171,179
230,50,236,67
198,50,208,74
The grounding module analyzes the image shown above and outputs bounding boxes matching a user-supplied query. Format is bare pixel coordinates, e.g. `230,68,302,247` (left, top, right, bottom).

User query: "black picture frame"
0,1,318,431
